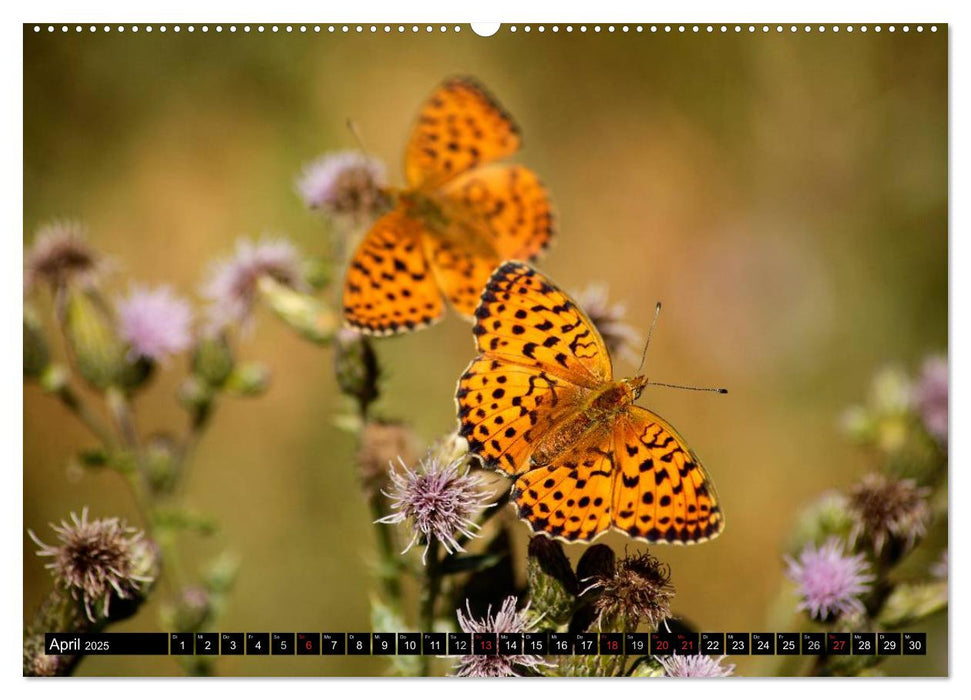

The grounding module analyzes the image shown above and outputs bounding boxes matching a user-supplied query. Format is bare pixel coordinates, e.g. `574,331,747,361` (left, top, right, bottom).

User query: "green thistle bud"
225,362,270,396
39,364,69,394
179,375,214,411
526,536,577,629
143,434,181,495
192,333,235,388
785,491,855,554
62,290,125,390
301,256,332,291
335,328,379,410
23,308,50,378
258,277,337,344
876,580,947,628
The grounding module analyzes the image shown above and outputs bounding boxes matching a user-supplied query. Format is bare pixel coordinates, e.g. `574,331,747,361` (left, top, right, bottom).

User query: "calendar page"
22,21,947,679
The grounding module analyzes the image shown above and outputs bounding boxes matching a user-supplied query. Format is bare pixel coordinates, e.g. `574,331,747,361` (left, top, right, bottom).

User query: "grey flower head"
117,285,194,362
913,355,947,442
24,221,106,293
454,596,550,677
848,473,931,554
931,550,948,580
28,508,155,622
202,237,304,330
785,537,873,621
659,653,736,678
587,550,675,631
296,151,389,225
571,283,641,364
377,455,492,563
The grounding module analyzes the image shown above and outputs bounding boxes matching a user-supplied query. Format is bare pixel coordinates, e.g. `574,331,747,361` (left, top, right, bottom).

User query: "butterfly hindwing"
611,407,724,544
405,77,522,189
473,262,613,388
341,207,445,335
511,422,616,542
442,164,554,261
422,226,500,319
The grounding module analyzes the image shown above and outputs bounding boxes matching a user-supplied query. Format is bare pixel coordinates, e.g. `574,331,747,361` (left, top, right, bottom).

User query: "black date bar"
45,633,169,655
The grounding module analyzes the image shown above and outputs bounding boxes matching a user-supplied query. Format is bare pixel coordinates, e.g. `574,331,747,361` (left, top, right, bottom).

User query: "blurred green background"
23,25,947,676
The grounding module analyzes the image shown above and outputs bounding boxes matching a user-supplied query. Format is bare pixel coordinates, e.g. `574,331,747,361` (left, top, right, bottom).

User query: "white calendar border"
3,0,963,697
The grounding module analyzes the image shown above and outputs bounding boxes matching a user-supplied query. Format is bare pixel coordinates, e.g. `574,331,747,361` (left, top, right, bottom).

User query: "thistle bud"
258,276,337,345
526,536,577,628
62,290,125,390
785,491,855,553
23,309,50,378
191,333,235,388
876,580,948,628
225,362,270,396
334,328,379,409
143,434,181,495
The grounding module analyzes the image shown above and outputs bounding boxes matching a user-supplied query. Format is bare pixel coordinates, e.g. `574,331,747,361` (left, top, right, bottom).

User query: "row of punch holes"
32,24,940,35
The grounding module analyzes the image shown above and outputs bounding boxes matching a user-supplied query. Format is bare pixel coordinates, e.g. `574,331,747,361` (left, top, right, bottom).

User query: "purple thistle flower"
116,286,193,362
571,283,641,364
202,237,304,330
377,456,492,564
454,597,550,677
659,654,737,677
28,508,155,622
913,355,947,442
785,537,873,621
296,151,389,225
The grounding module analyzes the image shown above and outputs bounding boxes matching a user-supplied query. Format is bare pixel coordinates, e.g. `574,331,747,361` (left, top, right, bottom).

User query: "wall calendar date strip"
44,631,927,657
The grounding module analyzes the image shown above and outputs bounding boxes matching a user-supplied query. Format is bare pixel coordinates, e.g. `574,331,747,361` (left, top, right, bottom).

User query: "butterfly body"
457,262,724,545
342,78,554,335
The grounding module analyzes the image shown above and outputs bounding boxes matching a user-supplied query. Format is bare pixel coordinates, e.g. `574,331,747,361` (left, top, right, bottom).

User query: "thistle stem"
419,538,442,676
52,383,117,449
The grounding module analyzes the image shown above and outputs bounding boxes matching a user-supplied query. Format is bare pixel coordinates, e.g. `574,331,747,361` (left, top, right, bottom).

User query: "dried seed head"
28,508,155,622
588,550,675,631
25,221,106,293
848,473,931,555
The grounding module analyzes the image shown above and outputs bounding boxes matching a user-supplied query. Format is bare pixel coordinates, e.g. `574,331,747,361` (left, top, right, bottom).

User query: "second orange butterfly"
342,78,555,335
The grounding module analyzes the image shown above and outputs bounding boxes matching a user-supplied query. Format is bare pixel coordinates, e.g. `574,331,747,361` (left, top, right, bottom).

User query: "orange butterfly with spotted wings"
457,262,725,544
342,78,554,335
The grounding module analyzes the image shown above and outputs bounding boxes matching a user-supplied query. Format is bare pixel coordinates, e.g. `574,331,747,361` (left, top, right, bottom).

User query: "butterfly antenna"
648,381,728,395
636,302,662,374
346,118,370,156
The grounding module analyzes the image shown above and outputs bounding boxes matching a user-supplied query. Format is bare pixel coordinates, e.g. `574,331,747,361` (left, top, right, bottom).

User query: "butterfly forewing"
457,357,584,475
471,262,612,389
404,77,522,189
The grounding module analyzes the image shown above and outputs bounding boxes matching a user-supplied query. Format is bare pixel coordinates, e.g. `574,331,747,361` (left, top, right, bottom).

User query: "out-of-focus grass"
24,27,946,676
